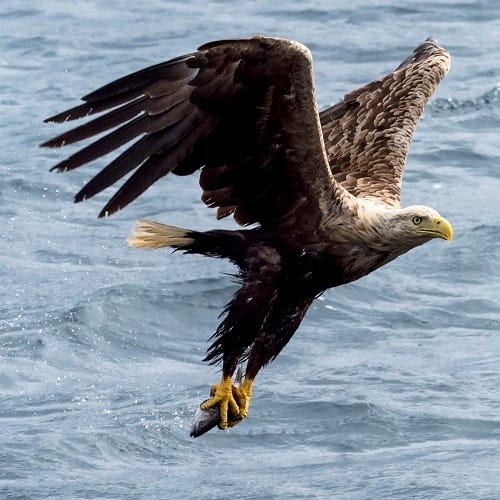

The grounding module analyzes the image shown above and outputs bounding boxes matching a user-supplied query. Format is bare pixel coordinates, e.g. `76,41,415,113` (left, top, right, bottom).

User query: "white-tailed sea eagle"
42,37,453,436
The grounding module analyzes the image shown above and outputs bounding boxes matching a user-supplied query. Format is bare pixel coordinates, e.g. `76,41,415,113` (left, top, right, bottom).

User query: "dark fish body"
190,400,220,438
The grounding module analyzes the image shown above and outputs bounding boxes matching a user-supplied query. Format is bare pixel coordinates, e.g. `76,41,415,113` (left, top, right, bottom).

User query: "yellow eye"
412,216,422,225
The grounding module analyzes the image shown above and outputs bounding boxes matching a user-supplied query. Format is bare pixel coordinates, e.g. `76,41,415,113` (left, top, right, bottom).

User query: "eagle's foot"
201,376,241,429
200,376,254,430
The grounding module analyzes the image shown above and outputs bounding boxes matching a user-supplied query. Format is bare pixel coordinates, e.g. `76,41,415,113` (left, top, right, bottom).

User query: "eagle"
41,36,453,436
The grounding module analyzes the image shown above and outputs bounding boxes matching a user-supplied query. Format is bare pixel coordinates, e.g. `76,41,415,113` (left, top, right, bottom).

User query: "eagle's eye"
412,216,422,225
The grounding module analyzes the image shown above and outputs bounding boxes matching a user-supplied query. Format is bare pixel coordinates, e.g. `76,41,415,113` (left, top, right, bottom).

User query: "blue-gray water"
1,1,499,498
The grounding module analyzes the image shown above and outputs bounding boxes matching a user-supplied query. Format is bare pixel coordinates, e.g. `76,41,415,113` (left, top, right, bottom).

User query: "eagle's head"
390,205,453,244
354,201,453,256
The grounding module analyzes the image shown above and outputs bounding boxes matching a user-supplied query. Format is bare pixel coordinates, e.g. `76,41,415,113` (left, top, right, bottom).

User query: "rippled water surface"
1,1,499,498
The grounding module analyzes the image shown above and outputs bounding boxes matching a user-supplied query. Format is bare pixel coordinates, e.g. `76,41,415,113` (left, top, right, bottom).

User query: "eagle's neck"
356,201,417,250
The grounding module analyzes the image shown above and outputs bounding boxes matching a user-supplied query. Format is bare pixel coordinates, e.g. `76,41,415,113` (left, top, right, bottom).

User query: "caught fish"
190,400,221,438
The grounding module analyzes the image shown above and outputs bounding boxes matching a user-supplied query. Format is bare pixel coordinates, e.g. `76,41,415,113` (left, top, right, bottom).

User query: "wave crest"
430,84,500,114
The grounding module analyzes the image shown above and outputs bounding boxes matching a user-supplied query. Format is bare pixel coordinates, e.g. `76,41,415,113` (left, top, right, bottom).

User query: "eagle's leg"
231,377,253,422
237,291,316,421
201,375,241,429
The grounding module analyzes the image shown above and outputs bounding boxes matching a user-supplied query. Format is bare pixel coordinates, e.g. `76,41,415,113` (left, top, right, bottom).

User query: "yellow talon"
201,376,240,429
200,376,254,430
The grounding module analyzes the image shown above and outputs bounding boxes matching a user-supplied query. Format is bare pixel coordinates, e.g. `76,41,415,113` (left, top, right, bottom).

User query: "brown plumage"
42,36,453,436
320,40,450,207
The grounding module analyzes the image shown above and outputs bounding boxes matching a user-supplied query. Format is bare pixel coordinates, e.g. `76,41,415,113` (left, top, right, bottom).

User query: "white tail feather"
127,219,195,250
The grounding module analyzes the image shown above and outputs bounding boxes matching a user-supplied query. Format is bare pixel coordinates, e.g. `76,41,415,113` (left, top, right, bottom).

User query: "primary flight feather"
42,36,453,436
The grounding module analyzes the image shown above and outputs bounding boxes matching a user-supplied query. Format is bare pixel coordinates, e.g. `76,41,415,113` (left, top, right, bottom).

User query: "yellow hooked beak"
417,217,453,241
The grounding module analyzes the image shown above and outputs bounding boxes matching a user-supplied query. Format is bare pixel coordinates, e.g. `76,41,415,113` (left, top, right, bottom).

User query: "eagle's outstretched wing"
320,39,450,208
42,37,345,226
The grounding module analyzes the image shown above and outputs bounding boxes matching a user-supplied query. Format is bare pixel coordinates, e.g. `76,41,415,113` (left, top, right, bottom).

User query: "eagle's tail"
127,219,195,250
127,219,245,262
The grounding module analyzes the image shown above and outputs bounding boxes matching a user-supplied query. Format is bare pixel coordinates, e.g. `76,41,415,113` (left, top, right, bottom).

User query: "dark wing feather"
74,107,205,203
320,39,450,208
42,37,344,225
99,111,218,217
